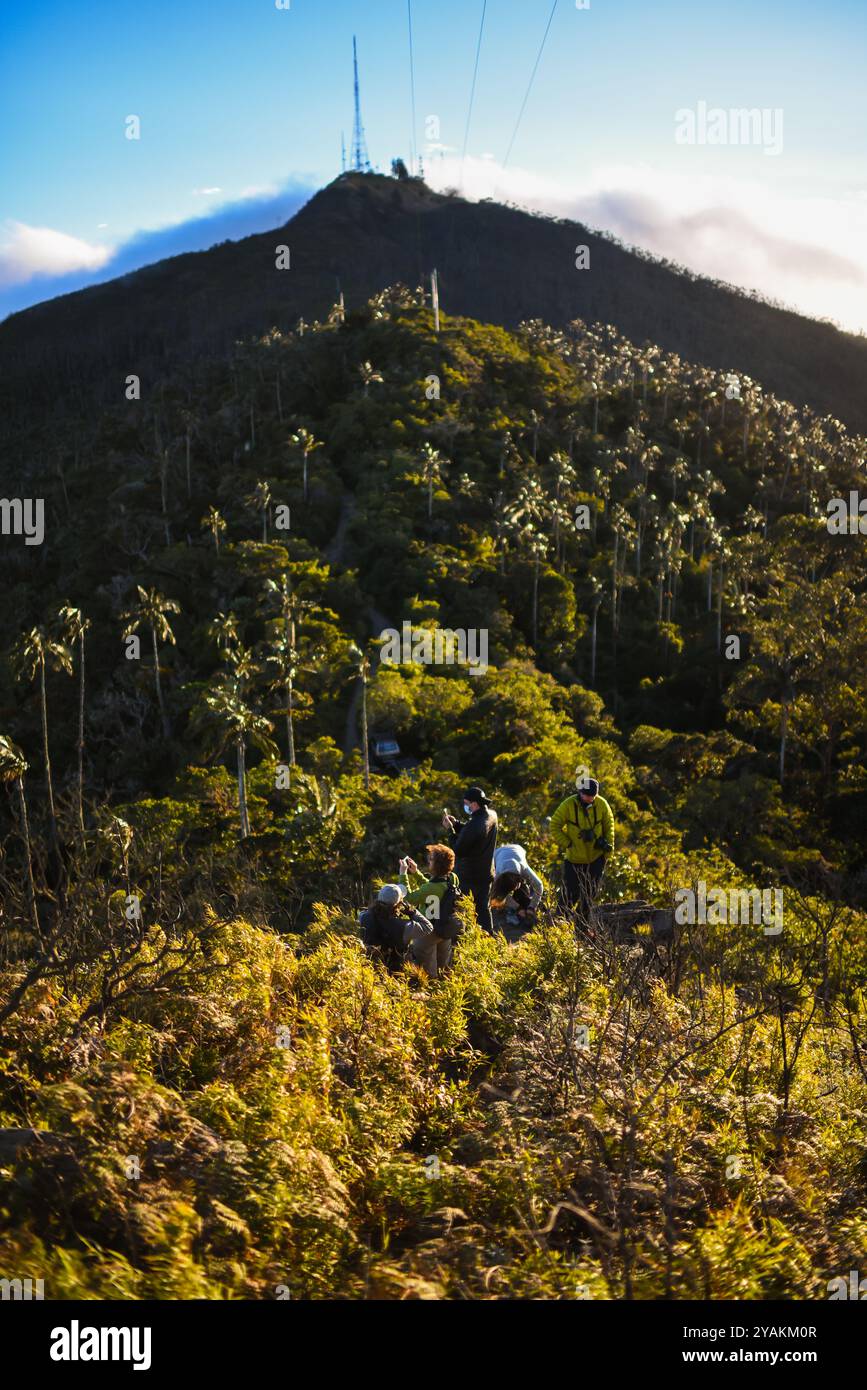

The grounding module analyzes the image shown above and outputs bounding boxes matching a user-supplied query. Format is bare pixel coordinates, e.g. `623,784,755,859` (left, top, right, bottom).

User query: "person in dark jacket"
442,786,498,933
360,884,433,971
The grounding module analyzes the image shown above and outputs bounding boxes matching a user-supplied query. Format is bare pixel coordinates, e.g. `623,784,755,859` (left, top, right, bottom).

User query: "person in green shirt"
548,776,614,921
398,842,462,978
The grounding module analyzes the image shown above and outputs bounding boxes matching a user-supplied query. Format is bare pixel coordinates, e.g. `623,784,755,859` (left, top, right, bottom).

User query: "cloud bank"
0,180,316,321
426,155,867,336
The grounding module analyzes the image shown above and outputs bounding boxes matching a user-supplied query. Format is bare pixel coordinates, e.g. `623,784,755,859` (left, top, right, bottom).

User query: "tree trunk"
303,455,309,503
39,659,58,845
590,604,599,685
286,676,296,768
185,428,192,499
532,556,540,649
77,631,86,833
17,778,40,935
360,670,370,790
779,702,788,785
151,625,170,738
237,737,249,838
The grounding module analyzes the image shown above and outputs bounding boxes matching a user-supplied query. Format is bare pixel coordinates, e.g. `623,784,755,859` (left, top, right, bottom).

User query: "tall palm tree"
420,443,445,520
12,626,73,846
201,505,227,553
288,428,323,504
246,480,272,541
358,361,383,398
120,587,181,738
348,644,371,790
261,574,326,770
0,735,39,932
207,611,242,664
191,686,277,839
57,605,91,834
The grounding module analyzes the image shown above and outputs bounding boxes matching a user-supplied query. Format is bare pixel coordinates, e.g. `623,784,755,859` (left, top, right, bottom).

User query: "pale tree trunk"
532,556,540,648
17,777,40,934
237,737,250,838
39,659,58,846
590,604,600,685
286,676,296,768
360,670,370,790
77,631,86,833
151,625,170,738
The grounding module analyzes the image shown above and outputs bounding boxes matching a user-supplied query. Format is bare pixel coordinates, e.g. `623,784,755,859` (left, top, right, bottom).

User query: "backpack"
429,876,465,941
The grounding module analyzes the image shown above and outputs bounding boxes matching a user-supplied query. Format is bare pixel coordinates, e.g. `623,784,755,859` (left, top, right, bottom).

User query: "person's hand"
405,856,418,873
441,811,455,830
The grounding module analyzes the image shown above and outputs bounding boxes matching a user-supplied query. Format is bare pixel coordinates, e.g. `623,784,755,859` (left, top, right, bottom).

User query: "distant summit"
2,171,866,431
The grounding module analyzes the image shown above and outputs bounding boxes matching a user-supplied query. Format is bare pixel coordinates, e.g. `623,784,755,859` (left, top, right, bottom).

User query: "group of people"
360,778,616,978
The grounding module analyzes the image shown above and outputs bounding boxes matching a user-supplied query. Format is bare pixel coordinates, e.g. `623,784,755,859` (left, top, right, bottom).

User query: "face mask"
463,803,472,815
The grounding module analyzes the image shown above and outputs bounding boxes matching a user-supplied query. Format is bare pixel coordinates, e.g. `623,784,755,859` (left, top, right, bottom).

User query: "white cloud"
0,220,112,288
192,186,222,197
428,156,867,335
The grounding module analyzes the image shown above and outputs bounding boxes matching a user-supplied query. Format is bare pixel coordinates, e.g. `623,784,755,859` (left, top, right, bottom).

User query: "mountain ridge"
2,172,866,432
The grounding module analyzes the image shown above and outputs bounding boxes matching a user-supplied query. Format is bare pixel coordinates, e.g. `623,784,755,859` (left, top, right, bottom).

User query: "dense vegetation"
1,282,866,1298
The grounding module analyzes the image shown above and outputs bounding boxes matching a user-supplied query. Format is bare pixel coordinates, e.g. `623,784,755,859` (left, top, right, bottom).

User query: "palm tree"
201,505,227,553
420,443,445,520
260,574,326,769
348,644,371,789
289,428,323,504
120,586,181,738
58,605,91,834
191,686,277,839
358,361,383,398
12,625,73,846
0,735,39,932
207,611,242,664
245,480,272,541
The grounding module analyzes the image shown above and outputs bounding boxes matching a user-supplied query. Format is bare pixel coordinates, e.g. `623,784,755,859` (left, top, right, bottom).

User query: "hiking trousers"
467,881,493,933
563,857,605,922
410,934,454,979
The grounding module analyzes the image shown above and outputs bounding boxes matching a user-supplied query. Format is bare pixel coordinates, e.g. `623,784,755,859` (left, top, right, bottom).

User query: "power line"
460,0,488,186
407,0,418,175
502,0,559,171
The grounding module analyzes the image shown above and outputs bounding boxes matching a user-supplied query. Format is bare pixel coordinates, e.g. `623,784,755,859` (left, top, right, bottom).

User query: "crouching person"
399,843,464,979
490,843,544,932
360,883,434,972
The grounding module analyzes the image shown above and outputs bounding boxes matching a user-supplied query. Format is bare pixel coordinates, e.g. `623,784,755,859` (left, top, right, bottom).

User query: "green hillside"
1,288,866,1298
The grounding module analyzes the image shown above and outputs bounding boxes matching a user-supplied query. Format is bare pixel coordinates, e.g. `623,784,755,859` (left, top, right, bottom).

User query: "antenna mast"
351,37,372,173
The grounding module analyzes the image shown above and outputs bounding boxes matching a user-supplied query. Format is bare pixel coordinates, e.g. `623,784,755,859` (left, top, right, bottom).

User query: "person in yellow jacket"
548,776,614,920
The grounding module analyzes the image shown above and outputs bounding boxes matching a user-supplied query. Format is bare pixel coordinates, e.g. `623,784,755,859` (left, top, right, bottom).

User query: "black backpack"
430,876,465,941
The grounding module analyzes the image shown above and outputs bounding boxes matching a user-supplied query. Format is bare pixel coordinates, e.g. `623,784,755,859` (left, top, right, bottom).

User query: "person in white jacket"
490,844,544,924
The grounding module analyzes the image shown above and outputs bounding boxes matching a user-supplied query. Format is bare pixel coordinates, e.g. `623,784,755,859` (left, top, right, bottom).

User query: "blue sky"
2,0,866,328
